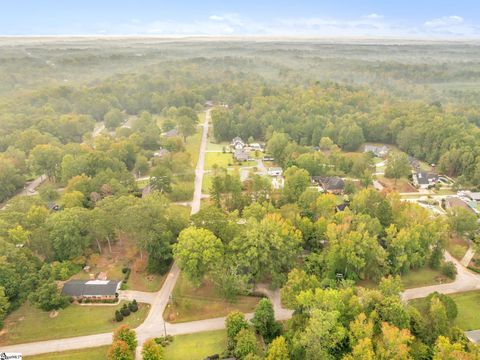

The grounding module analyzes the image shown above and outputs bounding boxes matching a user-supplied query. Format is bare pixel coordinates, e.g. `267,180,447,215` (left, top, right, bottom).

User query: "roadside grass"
163,274,260,323
410,290,480,330
401,267,451,289
185,129,202,168
205,152,232,170
434,188,457,196
164,330,227,360
26,346,109,360
0,301,149,346
447,235,469,261
202,172,213,193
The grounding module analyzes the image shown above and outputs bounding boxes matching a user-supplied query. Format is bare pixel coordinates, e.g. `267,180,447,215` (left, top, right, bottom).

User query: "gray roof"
415,171,438,185
62,280,121,297
312,176,345,190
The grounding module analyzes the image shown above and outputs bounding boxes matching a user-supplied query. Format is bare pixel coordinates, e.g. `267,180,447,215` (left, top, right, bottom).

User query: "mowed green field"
26,346,109,360
401,267,451,289
164,330,227,360
0,302,149,345
410,290,480,330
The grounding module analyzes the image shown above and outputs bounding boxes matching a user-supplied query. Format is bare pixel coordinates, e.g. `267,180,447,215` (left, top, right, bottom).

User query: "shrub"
129,300,138,312
115,310,124,322
441,261,457,279
154,335,174,347
121,304,131,317
122,267,130,274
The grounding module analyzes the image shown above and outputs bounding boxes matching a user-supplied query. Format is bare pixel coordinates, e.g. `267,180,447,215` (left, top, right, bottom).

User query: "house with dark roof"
311,176,345,194
61,280,121,301
412,171,438,189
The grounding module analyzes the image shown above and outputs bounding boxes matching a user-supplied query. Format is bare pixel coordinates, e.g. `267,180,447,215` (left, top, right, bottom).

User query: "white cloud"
209,15,224,21
90,13,479,39
424,15,463,28
364,13,384,19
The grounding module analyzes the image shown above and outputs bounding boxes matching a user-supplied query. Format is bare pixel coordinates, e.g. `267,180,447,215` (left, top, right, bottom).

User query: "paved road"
402,252,480,301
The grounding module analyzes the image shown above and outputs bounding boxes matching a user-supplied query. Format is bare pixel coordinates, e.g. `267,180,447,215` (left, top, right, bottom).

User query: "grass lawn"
446,235,469,261
401,267,452,289
26,346,109,360
185,129,202,168
410,291,480,330
164,330,227,360
202,172,213,193
205,152,232,170
0,301,149,346
163,274,260,323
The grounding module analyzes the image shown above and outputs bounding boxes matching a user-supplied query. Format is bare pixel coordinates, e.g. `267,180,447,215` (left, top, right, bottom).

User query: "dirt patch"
377,176,417,193
49,310,58,318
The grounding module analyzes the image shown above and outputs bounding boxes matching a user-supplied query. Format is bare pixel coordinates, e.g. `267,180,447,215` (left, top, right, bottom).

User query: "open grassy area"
163,274,261,323
410,290,480,330
401,267,452,289
164,330,227,360
26,346,109,360
377,175,417,193
446,235,469,261
202,172,213,193
0,301,149,346
185,128,203,168
205,152,232,169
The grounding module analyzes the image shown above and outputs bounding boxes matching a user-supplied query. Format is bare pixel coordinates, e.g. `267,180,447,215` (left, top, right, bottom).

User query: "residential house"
412,171,438,189
263,155,274,161
444,197,477,214
248,143,263,151
364,144,389,158
462,191,480,202
162,128,179,138
267,167,283,177
311,176,345,194
61,280,121,301
231,137,245,150
234,148,249,162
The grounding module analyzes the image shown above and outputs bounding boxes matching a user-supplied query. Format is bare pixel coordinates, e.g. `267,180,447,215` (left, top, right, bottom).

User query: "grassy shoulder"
446,235,469,261
0,301,149,346
25,346,109,360
410,290,480,330
163,273,260,323
401,267,452,289
164,330,227,360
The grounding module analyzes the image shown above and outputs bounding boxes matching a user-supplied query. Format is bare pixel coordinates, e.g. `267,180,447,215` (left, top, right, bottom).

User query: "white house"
267,167,283,177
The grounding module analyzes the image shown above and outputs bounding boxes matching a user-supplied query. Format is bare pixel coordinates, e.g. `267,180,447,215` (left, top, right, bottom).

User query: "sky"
2,0,480,38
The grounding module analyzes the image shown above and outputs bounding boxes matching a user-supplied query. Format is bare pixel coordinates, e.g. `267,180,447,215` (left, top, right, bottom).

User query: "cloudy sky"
2,0,480,38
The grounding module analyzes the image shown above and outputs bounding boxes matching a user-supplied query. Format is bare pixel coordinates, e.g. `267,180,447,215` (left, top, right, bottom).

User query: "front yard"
401,267,452,289
163,273,261,323
164,330,227,360
410,290,480,330
26,346,109,360
0,301,149,346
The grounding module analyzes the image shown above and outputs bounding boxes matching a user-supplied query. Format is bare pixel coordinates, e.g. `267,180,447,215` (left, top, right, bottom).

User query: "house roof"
415,171,438,185
232,136,244,143
62,280,121,297
312,176,345,190
446,198,475,213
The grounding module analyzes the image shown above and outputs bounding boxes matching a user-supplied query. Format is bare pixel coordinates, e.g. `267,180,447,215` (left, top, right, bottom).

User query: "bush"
441,261,457,279
121,304,131,317
115,310,124,322
122,267,130,274
154,335,174,347
129,300,138,312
